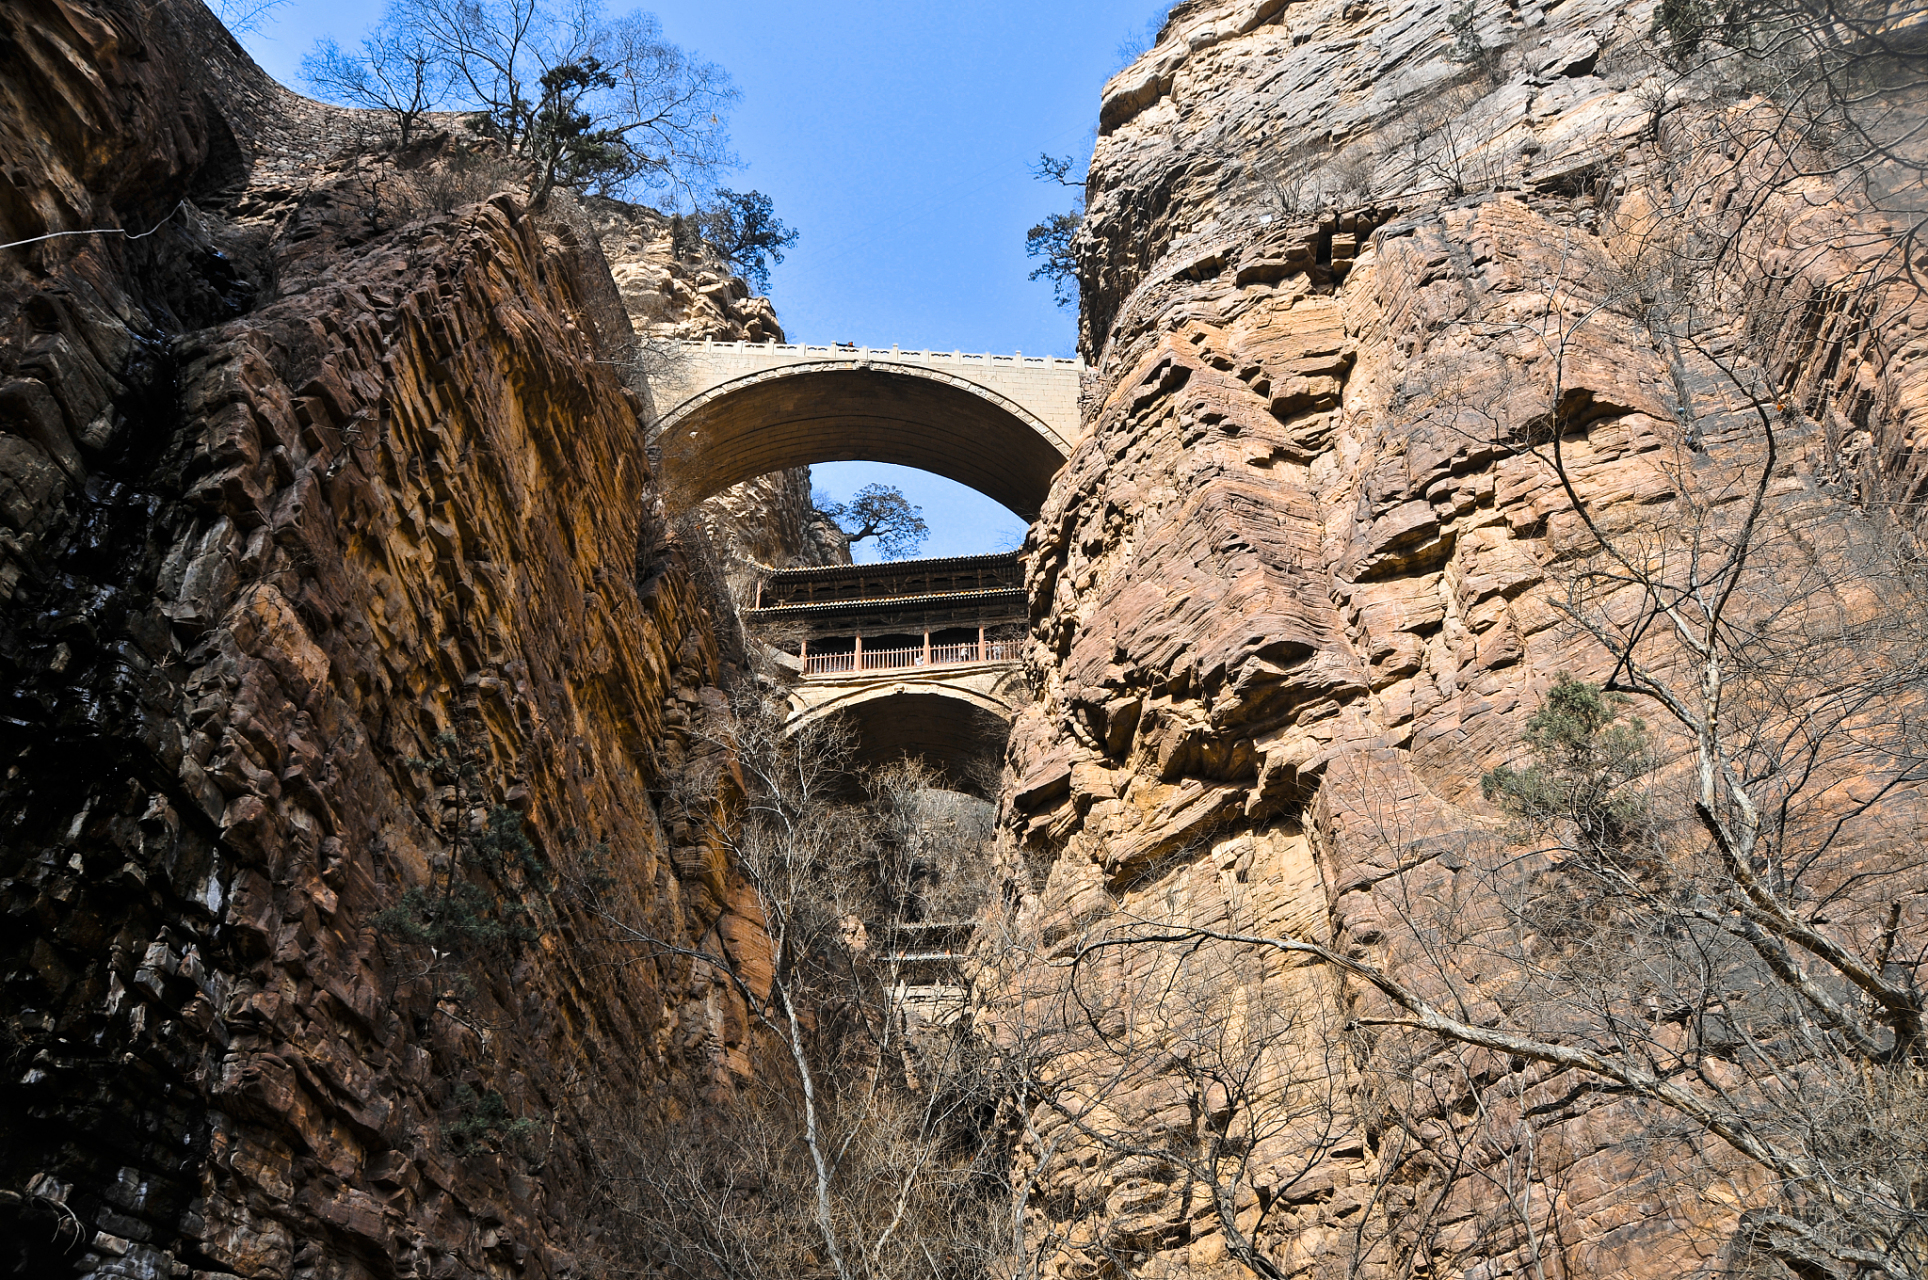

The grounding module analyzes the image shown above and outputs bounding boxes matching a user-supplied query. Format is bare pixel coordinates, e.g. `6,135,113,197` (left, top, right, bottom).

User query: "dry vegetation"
569,695,1012,1280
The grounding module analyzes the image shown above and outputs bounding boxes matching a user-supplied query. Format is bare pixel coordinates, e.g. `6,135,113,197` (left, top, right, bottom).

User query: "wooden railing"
802,640,1020,675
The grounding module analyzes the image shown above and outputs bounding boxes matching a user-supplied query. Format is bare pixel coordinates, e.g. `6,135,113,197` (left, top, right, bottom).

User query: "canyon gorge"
3,0,1926,1277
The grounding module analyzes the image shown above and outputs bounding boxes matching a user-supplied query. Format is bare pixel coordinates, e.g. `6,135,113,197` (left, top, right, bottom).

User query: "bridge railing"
691,337,1083,370
802,640,1021,676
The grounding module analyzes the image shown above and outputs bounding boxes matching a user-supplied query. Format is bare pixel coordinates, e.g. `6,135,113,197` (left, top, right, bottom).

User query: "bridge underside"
816,690,1010,798
655,366,1066,520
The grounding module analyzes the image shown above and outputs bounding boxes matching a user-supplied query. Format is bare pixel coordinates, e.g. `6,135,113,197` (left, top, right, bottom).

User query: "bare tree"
1053,931,1354,1279
577,696,1012,1280
210,0,289,37
959,820,1386,1280
306,0,738,207
302,18,450,147
1398,81,1511,201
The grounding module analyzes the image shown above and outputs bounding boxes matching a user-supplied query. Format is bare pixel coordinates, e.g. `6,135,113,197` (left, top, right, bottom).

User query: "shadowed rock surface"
0,2,780,1273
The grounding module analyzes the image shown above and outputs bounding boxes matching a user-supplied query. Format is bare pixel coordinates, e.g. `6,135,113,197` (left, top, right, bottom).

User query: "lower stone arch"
793,686,1013,798
653,362,1069,520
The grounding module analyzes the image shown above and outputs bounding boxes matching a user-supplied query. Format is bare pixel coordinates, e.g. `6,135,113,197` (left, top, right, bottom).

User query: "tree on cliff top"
698,189,799,295
814,484,928,561
1025,152,1083,311
305,0,737,208
212,0,289,36
303,24,449,148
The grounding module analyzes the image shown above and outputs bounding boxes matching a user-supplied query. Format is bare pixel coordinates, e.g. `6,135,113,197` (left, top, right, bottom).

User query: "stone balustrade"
801,638,1022,676
689,336,1084,371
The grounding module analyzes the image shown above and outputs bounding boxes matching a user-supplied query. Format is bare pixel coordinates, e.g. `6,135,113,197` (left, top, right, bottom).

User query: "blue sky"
235,0,1162,561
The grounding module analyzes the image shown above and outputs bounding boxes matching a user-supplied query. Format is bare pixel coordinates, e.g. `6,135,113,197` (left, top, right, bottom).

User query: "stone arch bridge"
660,347,1064,1003
648,340,1073,799
648,339,1083,520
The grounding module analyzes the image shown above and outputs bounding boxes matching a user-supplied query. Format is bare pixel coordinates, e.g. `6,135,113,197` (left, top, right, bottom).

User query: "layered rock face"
586,199,784,348
585,197,849,605
0,2,773,1274
1002,0,1928,1275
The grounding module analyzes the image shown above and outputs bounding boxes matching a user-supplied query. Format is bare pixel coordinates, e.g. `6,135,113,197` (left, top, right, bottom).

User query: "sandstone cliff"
8,0,1924,1274
584,197,850,607
999,0,1928,1276
0,2,778,1274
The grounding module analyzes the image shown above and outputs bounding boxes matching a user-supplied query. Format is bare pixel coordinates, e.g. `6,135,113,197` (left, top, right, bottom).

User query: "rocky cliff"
584,198,850,606
0,2,779,1274
1001,0,1928,1276
8,0,1924,1275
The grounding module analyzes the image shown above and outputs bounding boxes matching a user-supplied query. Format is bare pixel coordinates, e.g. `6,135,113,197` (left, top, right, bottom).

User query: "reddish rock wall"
0,2,766,1275
999,0,1928,1276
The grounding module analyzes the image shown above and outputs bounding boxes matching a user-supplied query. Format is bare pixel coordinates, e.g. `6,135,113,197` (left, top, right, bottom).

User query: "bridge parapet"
686,337,1082,370
802,638,1021,676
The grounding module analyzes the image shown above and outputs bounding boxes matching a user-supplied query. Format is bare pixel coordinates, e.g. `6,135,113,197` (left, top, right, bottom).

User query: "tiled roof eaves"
746,587,1025,618
764,549,1022,584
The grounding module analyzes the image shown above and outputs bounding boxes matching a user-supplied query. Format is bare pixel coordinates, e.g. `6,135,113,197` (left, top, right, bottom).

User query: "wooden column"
977,624,985,661
922,629,931,665
854,633,863,670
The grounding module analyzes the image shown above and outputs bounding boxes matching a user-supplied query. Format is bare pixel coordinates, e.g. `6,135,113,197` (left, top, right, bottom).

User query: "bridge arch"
791,670,1021,730
651,346,1081,520
793,685,1016,799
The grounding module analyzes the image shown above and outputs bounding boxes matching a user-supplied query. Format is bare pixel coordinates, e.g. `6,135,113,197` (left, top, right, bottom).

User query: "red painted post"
977,625,985,661
922,630,931,665
855,633,863,671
